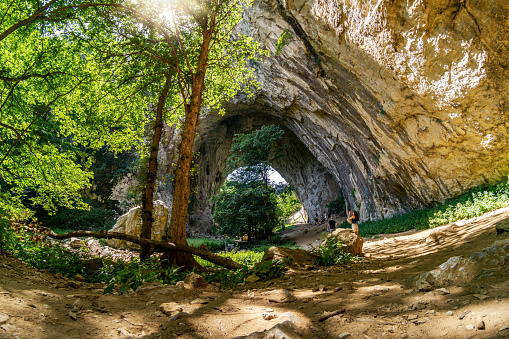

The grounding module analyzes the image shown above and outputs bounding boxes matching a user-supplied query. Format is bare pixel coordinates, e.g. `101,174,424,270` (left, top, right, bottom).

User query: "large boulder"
105,200,169,250
326,229,364,257
261,246,316,269
409,239,509,291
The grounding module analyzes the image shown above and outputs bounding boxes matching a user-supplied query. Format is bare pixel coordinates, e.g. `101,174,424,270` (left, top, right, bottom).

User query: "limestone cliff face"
117,0,509,235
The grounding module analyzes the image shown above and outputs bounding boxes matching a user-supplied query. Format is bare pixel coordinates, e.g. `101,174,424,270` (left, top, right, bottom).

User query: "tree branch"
40,228,242,270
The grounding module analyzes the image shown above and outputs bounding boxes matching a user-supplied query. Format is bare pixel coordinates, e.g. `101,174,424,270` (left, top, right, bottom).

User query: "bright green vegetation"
310,234,358,267
0,223,289,292
354,179,509,237
187,238,234,253
195,249,264,268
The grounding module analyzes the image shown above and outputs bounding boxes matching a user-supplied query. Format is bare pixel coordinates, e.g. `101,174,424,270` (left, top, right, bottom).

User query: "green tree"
212,179,278,240
69,0,265,264
1,0,265,269
275,188,301,228
213,125,287,240
0,0,148,218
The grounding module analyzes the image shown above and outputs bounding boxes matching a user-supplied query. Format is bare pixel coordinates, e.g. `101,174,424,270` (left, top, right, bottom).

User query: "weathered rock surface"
496,218,509,235
183,0,509,235
409,239,509,290
105,200,169,250
260,246,316,268
327,229,363,256
230,320,303,339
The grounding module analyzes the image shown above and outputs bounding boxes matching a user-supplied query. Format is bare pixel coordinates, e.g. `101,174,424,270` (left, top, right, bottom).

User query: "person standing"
347,210,360,235
327,217,336,233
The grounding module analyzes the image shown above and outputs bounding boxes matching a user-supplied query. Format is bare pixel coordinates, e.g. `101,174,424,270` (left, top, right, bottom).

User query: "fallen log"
36,228,241,270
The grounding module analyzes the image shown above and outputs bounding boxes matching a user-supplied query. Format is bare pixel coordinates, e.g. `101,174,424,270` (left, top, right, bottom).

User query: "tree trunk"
139,78,171,261
162,27,213,270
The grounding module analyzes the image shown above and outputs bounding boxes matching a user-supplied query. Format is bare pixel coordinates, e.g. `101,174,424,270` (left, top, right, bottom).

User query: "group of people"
307,209,360,235
326,210,360,235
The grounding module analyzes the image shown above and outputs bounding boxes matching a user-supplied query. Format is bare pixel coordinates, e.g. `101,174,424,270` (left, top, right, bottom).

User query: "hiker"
328,217,336,233
347,210,360,235
314,212,319,225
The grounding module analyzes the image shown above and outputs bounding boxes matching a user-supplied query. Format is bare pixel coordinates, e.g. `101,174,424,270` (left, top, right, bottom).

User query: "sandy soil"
1,208,509,339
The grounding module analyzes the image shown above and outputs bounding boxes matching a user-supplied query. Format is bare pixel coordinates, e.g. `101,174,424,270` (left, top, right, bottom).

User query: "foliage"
0,220,185,293
202,266,249,289
37,206,118,232
187,238,234,253
275,189,302,225
95,258,186,294
212,179,279,239
0,222,86,277
195,249,264,268
252,258,290,280
327,194,346,215
310,235,358,267
202,258,289,288
226,125,286,178
275,29,294,56
358,178,509,237
213,125,289,240
0,1,150,215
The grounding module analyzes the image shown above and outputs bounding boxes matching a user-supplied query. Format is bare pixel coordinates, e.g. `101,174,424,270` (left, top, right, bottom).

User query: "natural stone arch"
187,113,342,236
144,0,509,237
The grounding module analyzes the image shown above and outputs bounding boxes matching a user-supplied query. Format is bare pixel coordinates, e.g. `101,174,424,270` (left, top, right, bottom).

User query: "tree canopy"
1,0,267,268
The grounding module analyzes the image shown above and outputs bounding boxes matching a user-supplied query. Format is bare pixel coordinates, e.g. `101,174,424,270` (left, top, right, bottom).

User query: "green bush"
96,257,185,294
202,259,290,288
252,258,290,280
310,235,357,266
39,206,117,232
359,178,509,237
1,224,86,278
202,266,249,289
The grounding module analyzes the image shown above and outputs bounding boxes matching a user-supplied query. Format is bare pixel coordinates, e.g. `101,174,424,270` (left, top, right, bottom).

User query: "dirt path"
1,208,509,338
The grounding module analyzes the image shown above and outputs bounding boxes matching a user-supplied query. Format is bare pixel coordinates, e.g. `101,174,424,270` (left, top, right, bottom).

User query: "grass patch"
187,238,234,253
356,178,509,237
195,249,264,268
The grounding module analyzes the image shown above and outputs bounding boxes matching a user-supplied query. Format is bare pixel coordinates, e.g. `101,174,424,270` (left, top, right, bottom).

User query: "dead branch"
39,228,241,270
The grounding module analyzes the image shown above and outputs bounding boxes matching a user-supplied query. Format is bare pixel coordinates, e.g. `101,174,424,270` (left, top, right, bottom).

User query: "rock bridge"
140,0,509,235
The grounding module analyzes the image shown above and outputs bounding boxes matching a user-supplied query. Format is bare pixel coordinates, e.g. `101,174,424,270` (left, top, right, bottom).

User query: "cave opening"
187,113,344,236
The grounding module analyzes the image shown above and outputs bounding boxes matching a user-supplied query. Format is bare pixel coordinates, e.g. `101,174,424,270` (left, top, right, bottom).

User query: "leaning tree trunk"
161,29,212,270
139,77,170,261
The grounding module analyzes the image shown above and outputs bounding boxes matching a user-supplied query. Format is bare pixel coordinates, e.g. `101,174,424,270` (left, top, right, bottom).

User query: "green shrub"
39,206,117,232
327,194,346,215
1,224,86,278
310,235,357,266
96,257,185,294
202,259,290,288
202,266,249,289
195,249,264,268
252,258,290,280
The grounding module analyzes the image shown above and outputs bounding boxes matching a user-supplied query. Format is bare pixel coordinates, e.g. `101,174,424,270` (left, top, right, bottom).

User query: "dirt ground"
1,208,509,339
